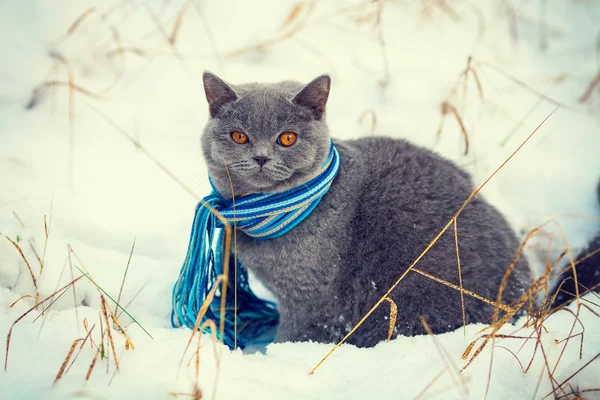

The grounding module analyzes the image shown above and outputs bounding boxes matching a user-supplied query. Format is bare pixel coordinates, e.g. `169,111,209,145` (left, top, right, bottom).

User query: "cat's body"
200,73,530,347
234,138,529,347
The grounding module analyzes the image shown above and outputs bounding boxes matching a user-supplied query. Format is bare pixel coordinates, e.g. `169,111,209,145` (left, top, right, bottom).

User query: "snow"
1,0,600,398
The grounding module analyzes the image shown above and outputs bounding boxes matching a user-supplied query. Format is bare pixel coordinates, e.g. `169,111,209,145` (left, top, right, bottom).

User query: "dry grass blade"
475,59,570,108
41,209,51,274
223,161,239,349
383,297,397,341
9,295,36,308
413,368,446,400
462,339,476,360
493,225,542,324
178,276,226,376
100,295,119,371
411,268,513,312
440,102,470,155
579,70,600,104
551,305,585,378
495,345,525,371
461,270,552,373
115,235,136,319
357,108,377,135
54,339,83,385
110,313,135,350
64,323,96,376
106,46,147,59
170,1,192,45
12,211,25,228
280,2,305,30
453,218,466,336
419,316,468,398
143,2,189,71
120,278,150,313
67,247,81,336
309,107,557,375
5,276,83,371
66,7,97,36
470,66,484,103
179,319,220,400
197,320,220,400
86,332,104,381
1,232,37,290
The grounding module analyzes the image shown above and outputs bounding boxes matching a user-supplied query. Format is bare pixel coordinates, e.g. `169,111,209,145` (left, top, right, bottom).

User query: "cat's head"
200,72,331,197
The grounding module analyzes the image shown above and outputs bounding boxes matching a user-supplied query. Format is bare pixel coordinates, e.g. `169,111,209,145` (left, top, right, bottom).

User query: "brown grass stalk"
383,297,397,341
64,323,96,376
86,333,103,381
54,339,83,385
41,211,51,274
5,276,83,371
100,295,119,371
67,247,81,336
411,268,513,313
1,233,38,291
65,7,98,36
453,218,467,336
178,276,226,376
9,295,36,308
110,313,134,350
493,224,546,324
440,101,470,155
115,236,136,319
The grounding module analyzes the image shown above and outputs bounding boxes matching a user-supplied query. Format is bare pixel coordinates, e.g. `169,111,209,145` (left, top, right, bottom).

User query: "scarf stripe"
171,142,340,349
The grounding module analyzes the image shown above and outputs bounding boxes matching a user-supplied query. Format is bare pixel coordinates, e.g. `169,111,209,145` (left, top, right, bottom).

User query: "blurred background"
1,0,600,319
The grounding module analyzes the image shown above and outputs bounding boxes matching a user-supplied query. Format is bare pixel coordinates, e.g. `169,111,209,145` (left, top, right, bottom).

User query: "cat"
200,71,533,348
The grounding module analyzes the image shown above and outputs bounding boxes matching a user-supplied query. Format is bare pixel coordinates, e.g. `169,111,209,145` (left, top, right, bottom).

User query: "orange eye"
277,132,297,147
231,131,248,144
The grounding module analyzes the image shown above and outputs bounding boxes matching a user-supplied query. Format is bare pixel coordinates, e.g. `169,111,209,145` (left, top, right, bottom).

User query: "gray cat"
200,72,530,348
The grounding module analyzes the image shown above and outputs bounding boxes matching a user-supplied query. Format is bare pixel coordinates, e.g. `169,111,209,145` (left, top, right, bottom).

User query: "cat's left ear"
203,71,238,117
292,74,331,120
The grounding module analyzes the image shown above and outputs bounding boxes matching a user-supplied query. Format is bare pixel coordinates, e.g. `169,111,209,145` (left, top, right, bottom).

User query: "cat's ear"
292,74,331,120
203,71,238,117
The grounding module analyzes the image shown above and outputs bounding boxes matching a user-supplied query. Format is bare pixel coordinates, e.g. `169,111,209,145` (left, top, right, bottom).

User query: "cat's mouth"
227,166,296,193
231,163,293,181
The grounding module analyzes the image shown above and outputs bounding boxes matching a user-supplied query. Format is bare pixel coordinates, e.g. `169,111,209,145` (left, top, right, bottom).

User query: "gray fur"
200,72,530,348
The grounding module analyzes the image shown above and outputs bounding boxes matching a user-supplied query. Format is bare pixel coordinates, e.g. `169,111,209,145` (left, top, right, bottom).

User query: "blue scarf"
171,142,340,349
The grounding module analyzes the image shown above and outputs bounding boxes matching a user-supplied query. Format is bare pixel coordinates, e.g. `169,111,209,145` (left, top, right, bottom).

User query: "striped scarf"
171,142,340,349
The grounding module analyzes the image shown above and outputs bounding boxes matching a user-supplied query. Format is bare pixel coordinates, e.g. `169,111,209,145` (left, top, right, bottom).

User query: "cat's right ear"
292,74,331,120
203,71,238,117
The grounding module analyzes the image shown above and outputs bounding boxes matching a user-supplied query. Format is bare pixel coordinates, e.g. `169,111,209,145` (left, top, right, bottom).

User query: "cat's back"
337,136,473,209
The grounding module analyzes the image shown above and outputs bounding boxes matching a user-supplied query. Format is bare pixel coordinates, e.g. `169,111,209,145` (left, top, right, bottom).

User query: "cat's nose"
253,156,270,167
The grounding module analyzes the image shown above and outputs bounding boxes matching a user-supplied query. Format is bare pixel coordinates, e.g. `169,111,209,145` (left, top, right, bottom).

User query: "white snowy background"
1,0,600,399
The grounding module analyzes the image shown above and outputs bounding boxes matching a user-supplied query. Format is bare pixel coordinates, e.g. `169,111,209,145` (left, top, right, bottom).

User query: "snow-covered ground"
1,0,599,398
